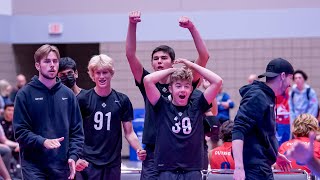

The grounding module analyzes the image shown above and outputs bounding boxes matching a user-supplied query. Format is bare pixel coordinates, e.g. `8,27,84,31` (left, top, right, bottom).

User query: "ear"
74,70,79,78
35,62,40,71
280,72,286,80
169,85,172,94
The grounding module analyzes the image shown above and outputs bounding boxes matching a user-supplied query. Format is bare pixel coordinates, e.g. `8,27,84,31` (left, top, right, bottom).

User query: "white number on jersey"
94,111,111,131
171,117,192,134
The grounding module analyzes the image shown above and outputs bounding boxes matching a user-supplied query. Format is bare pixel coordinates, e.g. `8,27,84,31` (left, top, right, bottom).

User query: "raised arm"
126,11,144,83
176,59,222,104
143,68,176,105
179,16,210,82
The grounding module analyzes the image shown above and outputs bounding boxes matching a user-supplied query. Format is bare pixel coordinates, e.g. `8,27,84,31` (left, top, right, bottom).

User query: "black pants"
159,170,201,180
245,164,274,180
140,144,159,180
22,165,69,180
76,163,120,180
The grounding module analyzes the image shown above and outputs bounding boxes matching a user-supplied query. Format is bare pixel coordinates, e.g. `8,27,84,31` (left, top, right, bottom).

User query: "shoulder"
111,89,131,101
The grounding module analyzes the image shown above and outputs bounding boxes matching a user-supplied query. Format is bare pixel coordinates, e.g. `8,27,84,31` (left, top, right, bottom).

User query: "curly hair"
169,67,193,85
293,114,319,137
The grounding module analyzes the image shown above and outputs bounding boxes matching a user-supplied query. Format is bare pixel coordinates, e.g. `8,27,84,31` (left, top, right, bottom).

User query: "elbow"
143,75,152,86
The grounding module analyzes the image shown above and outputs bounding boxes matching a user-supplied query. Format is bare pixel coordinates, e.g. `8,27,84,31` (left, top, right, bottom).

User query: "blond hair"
293,114,319,137
34,44,60,63
87,54,115,81
170,67,193,85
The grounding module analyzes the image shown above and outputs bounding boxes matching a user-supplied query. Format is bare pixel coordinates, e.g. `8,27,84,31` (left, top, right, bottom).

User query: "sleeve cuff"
232,132,245,141
69,154,78,162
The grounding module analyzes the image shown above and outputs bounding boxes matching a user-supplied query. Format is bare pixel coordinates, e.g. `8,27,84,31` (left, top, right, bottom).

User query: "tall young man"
13,44,84,180
143,58,222,180
75,54,146,180
126,11,210,179
232,58,294,180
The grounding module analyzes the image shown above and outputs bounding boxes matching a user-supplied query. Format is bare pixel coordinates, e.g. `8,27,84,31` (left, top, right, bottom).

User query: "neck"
38,76,56,89
297,84,304,91
266,82,279,96
94,86,111,97
71,85,81,96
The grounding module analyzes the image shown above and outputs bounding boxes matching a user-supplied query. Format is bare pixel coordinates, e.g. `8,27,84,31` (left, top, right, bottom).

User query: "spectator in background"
286,132,320,177
289,70,318,126
216,86,234,124
277,114,320,173
247,74,258,84
0,104,15,141
10,74,27,103
57,57,84,96
276,89,291,146
0,80,13,115
209,120,235,170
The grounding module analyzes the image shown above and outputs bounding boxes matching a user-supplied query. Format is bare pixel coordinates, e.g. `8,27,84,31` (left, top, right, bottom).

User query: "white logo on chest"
102,103,106,108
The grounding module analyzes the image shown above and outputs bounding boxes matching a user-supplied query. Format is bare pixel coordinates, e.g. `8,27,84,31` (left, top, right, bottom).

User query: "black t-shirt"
0,117,14,141
77,89,133,166
136,69,199,145
153,94,210,171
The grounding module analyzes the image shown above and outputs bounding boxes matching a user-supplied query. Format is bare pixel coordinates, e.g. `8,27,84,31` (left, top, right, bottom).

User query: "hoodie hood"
239,80,275,99
28,76,62,92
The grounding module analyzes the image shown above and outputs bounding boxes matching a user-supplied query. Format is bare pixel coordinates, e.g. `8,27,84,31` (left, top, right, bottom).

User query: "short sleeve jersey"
77,88,133,166
210,142,235,169
136,69,199,145
153,93,210,171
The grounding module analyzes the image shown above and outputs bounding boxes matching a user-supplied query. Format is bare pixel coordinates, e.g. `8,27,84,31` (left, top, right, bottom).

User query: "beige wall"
12,0,320,15
0,44,16,84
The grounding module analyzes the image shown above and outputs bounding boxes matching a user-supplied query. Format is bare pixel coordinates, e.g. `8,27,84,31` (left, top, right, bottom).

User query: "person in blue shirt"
216,86,234,123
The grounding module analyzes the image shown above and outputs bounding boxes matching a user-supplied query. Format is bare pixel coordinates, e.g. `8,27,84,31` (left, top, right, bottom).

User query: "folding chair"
121,168,141,180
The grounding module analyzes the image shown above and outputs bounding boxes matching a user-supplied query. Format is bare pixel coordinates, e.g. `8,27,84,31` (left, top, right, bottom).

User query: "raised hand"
43,137,64,149
179,16,194,29
129,11,141,24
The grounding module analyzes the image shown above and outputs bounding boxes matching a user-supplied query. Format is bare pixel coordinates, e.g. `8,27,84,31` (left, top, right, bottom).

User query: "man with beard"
13,44,84,180
232,58,294,180
58,57,84,96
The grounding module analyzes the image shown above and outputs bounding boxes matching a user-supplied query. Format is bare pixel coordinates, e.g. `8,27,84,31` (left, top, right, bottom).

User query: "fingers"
76,159,89,171
129,11,141,23
178,16,190,27
68,159,76,179
57,137,65,142
137,149,147,161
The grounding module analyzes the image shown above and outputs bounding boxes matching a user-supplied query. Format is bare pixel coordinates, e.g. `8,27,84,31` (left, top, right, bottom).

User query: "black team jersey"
136,69,199,145
77,88,133,166
153,94,210,171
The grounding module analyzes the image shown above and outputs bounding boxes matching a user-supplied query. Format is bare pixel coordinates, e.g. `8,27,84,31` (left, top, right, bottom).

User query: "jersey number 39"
172,117,192,134
94,111,111,130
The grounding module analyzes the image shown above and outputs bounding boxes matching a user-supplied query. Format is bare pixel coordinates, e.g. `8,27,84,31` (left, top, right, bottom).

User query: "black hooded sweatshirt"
232,80,278,167
13,76,84,169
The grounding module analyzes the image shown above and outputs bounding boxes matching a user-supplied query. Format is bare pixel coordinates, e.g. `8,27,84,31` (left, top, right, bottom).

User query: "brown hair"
293,114,319,137
169,67,193,85
34,44,60,63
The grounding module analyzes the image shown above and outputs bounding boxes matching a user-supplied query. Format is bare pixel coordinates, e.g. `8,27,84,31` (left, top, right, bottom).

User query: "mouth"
99,79,107,84
157,66,164,70
179,95,186,99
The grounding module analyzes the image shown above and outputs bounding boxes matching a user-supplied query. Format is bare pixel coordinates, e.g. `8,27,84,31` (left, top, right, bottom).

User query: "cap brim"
258,72,279,78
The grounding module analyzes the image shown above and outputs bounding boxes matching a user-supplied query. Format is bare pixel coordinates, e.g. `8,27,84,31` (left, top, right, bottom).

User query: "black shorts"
159,170,201,180
76,163,120,180
22,165,69,180
140,144,159,180
245,164,274,180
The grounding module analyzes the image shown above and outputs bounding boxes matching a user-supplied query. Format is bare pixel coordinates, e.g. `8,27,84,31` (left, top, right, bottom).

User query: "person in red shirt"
276,88,291,146
209,120,235,169
277,113,320,173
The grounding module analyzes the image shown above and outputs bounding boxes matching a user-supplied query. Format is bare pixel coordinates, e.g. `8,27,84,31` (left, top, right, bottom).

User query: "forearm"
189,26,209,66
4,139,18,148
144,68,176,84
126,22,137,58
232,139,244,169
125,132,143,151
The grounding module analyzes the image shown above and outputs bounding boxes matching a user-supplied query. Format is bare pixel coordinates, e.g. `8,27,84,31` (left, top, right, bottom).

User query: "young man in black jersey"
126,10,210,179
75,54,146,180
143,58,222,180
58,57,83,96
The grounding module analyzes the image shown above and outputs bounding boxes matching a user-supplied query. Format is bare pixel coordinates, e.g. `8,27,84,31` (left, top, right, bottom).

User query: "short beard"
40,71,56,80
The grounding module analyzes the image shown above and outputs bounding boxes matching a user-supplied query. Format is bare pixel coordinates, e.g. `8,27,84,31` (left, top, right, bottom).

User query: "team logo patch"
162,87,167,93
174,116,178,121
178,112,183,116
102,103,106,108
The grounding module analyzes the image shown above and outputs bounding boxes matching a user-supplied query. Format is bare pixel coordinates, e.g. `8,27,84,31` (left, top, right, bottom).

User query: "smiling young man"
13,44,84,180
126,11,210,179
143,58,222,180
75,54,146,180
